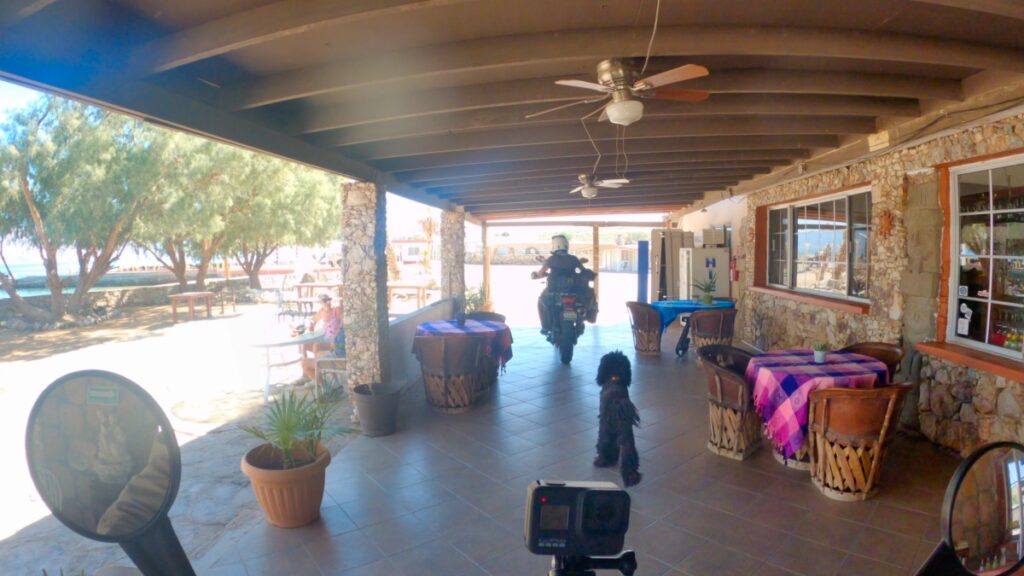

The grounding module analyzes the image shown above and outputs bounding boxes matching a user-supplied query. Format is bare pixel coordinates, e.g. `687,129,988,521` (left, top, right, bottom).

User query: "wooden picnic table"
168,291,214,323
294,282,344,299
388,283,428,308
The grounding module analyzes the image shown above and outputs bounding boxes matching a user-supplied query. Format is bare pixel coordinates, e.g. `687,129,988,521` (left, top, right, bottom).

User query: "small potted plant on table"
241,390,349,528
692,272,718,305
812,343,829,364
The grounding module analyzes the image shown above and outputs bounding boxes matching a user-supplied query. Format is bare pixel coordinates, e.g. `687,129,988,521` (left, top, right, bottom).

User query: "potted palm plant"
692,272,718,305
240,390,349,528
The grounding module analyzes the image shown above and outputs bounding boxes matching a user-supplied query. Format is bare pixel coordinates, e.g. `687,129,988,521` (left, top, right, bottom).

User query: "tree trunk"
246,269,262,289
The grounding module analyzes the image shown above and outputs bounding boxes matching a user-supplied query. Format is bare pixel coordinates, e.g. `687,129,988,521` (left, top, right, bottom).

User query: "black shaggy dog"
593,350,642,487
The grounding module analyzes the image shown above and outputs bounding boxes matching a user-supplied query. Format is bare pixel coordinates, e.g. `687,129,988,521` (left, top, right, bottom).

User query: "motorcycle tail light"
562,297,575,303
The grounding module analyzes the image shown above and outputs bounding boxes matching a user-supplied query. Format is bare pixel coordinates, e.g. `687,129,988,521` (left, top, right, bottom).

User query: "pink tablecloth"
746,349,889,458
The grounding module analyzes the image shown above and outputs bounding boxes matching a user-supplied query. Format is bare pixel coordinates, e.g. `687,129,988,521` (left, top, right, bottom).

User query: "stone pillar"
342,181,389,420
441,208,466,305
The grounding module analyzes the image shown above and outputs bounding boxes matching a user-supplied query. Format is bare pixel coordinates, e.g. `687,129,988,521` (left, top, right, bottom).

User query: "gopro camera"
525,480,630,557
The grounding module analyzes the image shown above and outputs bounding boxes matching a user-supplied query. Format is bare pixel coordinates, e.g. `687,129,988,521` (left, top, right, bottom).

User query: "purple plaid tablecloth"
746,349,889,458
414,320,514,368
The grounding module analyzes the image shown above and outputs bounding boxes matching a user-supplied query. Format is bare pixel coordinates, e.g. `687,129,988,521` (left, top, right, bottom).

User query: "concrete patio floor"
196,324,959,576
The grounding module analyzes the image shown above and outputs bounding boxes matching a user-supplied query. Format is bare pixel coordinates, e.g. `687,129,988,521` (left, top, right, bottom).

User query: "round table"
649,299,736,356
746,348,890,469
412,320,513,411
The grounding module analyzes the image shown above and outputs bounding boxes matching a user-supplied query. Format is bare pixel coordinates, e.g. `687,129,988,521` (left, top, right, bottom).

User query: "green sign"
86,385,120,405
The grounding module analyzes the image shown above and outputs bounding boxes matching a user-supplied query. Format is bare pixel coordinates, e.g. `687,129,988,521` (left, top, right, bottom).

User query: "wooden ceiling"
3,0,1024,218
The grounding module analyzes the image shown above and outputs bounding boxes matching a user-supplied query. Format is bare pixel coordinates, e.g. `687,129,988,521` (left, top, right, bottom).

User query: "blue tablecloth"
650,299,736,330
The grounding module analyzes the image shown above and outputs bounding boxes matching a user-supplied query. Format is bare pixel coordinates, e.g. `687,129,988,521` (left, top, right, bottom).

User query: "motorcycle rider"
530,234,598,334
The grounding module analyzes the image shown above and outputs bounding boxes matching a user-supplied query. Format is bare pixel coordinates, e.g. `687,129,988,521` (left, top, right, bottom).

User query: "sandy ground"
0,302,356,575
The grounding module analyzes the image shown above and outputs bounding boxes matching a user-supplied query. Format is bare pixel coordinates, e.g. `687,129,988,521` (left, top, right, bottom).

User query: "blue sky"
0,79,40,122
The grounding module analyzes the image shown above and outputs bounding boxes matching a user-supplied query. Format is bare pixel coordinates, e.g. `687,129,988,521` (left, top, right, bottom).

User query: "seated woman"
299,294,343,383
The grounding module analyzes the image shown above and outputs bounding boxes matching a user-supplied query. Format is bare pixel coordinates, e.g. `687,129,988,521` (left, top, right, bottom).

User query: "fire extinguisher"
729,257,739,282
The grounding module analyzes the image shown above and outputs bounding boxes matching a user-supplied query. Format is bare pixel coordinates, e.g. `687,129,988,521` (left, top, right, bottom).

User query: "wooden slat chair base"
707,401,762,460
692,335,733,350
690,309,737,352
314,356,347,396
413,336,485,414
626,302,663,355
807,384,910,501
698,345,760,461
772,443,811,470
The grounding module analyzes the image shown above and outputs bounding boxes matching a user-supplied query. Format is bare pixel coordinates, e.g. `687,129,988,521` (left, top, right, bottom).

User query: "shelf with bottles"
990,306,1024,352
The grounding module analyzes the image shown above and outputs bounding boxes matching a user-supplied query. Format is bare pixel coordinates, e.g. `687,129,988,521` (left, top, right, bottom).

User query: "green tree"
132,133,240,290
0,97,166,322
225,155,341,288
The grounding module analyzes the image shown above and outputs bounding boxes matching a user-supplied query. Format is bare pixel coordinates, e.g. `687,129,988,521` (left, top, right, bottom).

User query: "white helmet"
551,234,569,253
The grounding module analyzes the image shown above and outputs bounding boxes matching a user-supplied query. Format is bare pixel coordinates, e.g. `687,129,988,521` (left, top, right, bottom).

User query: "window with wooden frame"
948,156,1024,359
765,187,872,301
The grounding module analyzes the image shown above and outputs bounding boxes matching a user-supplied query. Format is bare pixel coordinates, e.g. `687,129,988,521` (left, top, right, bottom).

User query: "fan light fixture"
581,185,599,199
605,99,643,126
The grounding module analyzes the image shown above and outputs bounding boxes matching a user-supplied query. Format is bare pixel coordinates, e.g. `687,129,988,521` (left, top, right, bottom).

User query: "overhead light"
605,99,643,126
581,185,598,199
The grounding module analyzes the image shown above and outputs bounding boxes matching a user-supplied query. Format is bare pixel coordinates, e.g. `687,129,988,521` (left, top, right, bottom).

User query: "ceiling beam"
225,25,1011,109
434,174,757,198
311,94,920,147
344,117,874,160
441,185,744,205
376,135,836,171
485,221,664,228
414,160,786,189
0,0,57,30
476,205,681,219
130,0,478,74
464,195,699,211
395,149,810,183
296,71,951,135
911,0,1024,20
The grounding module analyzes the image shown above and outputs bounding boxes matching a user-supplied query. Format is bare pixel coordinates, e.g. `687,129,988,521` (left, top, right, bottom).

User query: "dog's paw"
593,455,614,468
622,470,642,487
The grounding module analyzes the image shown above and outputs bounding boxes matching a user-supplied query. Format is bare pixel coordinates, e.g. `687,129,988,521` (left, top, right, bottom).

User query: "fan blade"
596,179,630,188
634,64,709,90
597,182,623,188
570,186,584,194
556,79,612,93
649,88,710,102
525,98,599,119
581,102,607,121
600,178,630,184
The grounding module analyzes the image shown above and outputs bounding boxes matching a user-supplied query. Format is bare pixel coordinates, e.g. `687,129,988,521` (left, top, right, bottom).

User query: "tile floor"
196,324,959,576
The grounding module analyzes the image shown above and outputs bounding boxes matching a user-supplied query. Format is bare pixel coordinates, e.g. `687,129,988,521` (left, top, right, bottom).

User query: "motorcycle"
531,255,598,364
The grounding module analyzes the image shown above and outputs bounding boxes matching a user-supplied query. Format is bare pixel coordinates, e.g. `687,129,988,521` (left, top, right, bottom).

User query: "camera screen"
538,504,570,530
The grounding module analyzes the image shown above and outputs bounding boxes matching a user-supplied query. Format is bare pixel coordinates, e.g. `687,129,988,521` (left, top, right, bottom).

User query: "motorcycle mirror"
916,441,1024,576
26,370,195,575
579,257,589,264
536,255,546,263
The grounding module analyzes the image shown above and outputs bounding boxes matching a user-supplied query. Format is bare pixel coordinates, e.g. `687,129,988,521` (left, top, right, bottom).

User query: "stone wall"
918,354,1022,455
341,182,390,412
440,209,466,303
740,113,1024,357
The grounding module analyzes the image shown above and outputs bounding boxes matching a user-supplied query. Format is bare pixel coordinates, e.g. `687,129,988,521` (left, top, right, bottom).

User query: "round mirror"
25,370,181,543
945,442,1024,575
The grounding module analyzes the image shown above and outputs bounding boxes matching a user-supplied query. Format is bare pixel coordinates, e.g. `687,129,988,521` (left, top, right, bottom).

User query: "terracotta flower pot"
241,443,331,528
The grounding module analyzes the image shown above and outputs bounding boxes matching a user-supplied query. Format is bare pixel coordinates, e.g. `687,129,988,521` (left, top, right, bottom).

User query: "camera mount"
548,551,637,576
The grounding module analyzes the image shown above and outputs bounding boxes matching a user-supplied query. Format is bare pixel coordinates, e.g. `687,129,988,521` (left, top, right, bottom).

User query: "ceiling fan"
527,58,710,126
571,174,630,199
